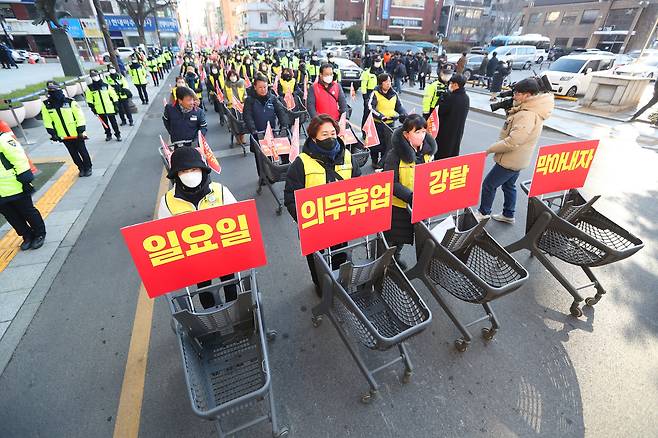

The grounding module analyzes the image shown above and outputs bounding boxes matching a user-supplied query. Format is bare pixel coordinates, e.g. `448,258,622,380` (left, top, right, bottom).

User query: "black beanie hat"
167,146,211,179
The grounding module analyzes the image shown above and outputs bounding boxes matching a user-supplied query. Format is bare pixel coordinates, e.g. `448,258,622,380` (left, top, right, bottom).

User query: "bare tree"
490,0,526,36
265,0,321,47
115,0,173,46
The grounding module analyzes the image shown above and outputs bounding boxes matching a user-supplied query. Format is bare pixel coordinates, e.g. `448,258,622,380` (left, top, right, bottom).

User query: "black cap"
167,147,211,179
89,69,99,76
46,81,61,91
513,78,540,94
440,64,454,74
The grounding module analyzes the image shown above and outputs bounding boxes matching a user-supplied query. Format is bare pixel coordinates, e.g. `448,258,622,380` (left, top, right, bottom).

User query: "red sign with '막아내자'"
528,140,599,197
294,171,394,256
411,152,487,223
120,200,267,298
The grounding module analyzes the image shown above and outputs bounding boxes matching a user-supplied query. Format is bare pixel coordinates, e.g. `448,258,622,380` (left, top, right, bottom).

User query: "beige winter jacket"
487,93,555,171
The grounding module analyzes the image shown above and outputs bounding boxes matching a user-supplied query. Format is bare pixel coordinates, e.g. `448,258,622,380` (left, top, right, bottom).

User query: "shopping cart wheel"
360,389,378,404
454,339,469,352
266,330,277,342
311,315,323,327
481,327,497,341
569,302,583,318
402,370,413,384
584,296,599,306
273,426,289,437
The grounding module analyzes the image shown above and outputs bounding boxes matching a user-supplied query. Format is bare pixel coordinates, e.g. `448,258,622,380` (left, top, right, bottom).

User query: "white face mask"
109,69,116,74
440,74,452,82
312,56,318,61
91,76,101,82
322,75,333,84
374,62,382,68
211,69,218,74
178,170,203,188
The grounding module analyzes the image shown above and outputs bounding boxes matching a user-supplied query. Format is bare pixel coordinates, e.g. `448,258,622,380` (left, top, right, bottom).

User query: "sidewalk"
0,60,98,94
0,72,172,373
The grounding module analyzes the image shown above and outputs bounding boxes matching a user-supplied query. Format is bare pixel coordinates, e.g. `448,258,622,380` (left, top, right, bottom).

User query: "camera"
490,75,553,113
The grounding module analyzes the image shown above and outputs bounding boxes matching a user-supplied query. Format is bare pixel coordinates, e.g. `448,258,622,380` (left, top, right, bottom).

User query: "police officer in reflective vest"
306,54,320,82
128,55,149,104
42,81,93,176
105,65,134,126
367,73,407,168
284,114,361,294
0,124,46,250
383,114,436,269
359,56,385,134
422,64,453,119
157,146,237,309
147,55,160,86
86,69,122,141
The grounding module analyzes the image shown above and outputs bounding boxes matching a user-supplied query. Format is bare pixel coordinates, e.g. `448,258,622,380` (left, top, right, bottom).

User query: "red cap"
0,120,12,133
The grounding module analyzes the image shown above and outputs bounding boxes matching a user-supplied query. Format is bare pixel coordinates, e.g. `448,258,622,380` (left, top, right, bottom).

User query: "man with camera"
474,77,554,224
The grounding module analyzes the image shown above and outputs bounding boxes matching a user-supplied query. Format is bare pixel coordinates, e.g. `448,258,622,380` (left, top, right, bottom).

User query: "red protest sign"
411,152,487,223
294,172,393,256
121,200,266,298
528,140,599,197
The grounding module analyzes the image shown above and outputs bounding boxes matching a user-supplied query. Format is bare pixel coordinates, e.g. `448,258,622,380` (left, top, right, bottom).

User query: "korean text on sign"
411,152,487,223
528,140,599,197
121,200,266,298
294,171,394,255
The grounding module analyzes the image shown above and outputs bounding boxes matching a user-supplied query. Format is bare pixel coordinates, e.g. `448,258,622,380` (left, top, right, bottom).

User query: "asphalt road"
1,84,657,438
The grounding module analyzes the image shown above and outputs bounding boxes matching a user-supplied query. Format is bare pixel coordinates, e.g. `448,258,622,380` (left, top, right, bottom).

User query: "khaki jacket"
487,93,554,171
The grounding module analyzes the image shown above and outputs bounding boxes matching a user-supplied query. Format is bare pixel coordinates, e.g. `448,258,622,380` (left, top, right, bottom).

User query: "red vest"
312,81,340,120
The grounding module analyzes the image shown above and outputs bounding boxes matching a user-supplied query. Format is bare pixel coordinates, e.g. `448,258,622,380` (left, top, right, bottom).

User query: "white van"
490,45,537,70
542,54,615,97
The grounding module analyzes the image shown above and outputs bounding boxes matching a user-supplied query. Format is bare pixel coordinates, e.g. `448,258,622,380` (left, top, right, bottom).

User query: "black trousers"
305,243,348,291
150,72,159,86
99,114,120,136
197,274,238,309
0,194,46,239
418,73,426,89
371,121,393,164
116,99,133,124
63,138,92,171
135,84,148,103
633,95,658,119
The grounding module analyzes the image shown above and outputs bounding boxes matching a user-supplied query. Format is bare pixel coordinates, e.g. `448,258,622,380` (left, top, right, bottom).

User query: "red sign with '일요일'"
120,200,267,298
411,152,487,223
528,140,599,197
294,171,394,256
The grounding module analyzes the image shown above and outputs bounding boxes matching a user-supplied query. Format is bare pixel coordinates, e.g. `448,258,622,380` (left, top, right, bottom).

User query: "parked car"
15,50,43,63
470,46,488,55
490,45,537,70
382,43,423,55
542,54,615,97
102,47,134,63
614,57,658,80
10,50,25,63
612,54,635,70
407,41,441,53
627,49,658,60
324,56,363,89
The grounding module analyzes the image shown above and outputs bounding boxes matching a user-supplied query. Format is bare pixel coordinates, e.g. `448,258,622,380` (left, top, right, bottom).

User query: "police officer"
105,65,134,126
162,86,208,147
85,69,121,141
423,64,453,119
0,124,46,250
128,55,149,104
147,55,160,86
367,73,408,169
42,81,92,176
360,56,385,134
283,114,361,294
158,146,237,308
307,53,320,82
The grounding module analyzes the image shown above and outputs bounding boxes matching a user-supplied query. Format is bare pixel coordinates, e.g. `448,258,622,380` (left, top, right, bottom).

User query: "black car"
549,47,569,61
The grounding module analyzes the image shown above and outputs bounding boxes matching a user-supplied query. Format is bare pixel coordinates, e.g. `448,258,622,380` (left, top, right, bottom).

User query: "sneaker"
84,169,93,177
105,134,112,141
20,238,33,251
115,134,122,141
491,213,515,224
31,235,46,249
78,170,85,177
472,209,490,222
119,121,127,126
129,121,134,126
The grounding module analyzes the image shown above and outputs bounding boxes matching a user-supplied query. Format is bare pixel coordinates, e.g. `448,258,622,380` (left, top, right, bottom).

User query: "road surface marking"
112,167,168,438
0,162,77,272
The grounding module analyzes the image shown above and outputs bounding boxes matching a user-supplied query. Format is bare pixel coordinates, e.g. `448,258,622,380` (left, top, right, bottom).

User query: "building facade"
437,0,487,44
521,0,658,53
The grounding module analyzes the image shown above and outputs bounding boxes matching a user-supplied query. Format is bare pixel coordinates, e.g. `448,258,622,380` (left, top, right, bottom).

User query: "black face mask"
316,137,336,151
282,74,291,80
48,89,65,102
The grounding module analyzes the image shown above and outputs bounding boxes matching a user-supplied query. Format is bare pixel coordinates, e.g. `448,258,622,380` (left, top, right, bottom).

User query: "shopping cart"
250,128,292,215
339,122,370,168
505,183,644,317
311,234,432,403
225,107,249,156
168,271,289,438
406,209,529,352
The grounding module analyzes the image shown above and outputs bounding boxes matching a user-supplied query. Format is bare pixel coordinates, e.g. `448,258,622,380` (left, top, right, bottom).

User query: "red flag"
214,81,224,102
244,75,252,88
159,135,172,167
97,115,109,130
290,117,300,162
362,113,380,148
198,132,221,174
350,82,356,101
427,106,440,138
263,121,279,162
284,91,295,110
272,74,279,96
220,31,228,47
231,94,243,113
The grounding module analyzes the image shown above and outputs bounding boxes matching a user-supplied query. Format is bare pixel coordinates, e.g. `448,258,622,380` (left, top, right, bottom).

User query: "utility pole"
361,0,369,57
638,1,657,58
91,0,119,68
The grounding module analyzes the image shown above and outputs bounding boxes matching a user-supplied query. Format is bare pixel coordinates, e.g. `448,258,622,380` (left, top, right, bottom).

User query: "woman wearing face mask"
307,54,320,82
105,64,133,126
158,147,238,309
277,68,296,97
224,70,247,144
306,64,347,120
205,64,225,113
368,73,408,169
383,114,437,269
284,114,361,294
258,61,271,83
184,66,204,109
241,57,256,82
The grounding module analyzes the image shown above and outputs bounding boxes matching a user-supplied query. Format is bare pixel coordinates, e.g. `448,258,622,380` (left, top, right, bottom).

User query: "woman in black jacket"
490,60,511,100
383,114,437,269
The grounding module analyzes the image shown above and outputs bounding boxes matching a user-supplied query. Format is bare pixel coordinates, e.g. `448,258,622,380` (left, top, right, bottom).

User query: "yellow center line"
0,161,78,272
112,167,168,438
